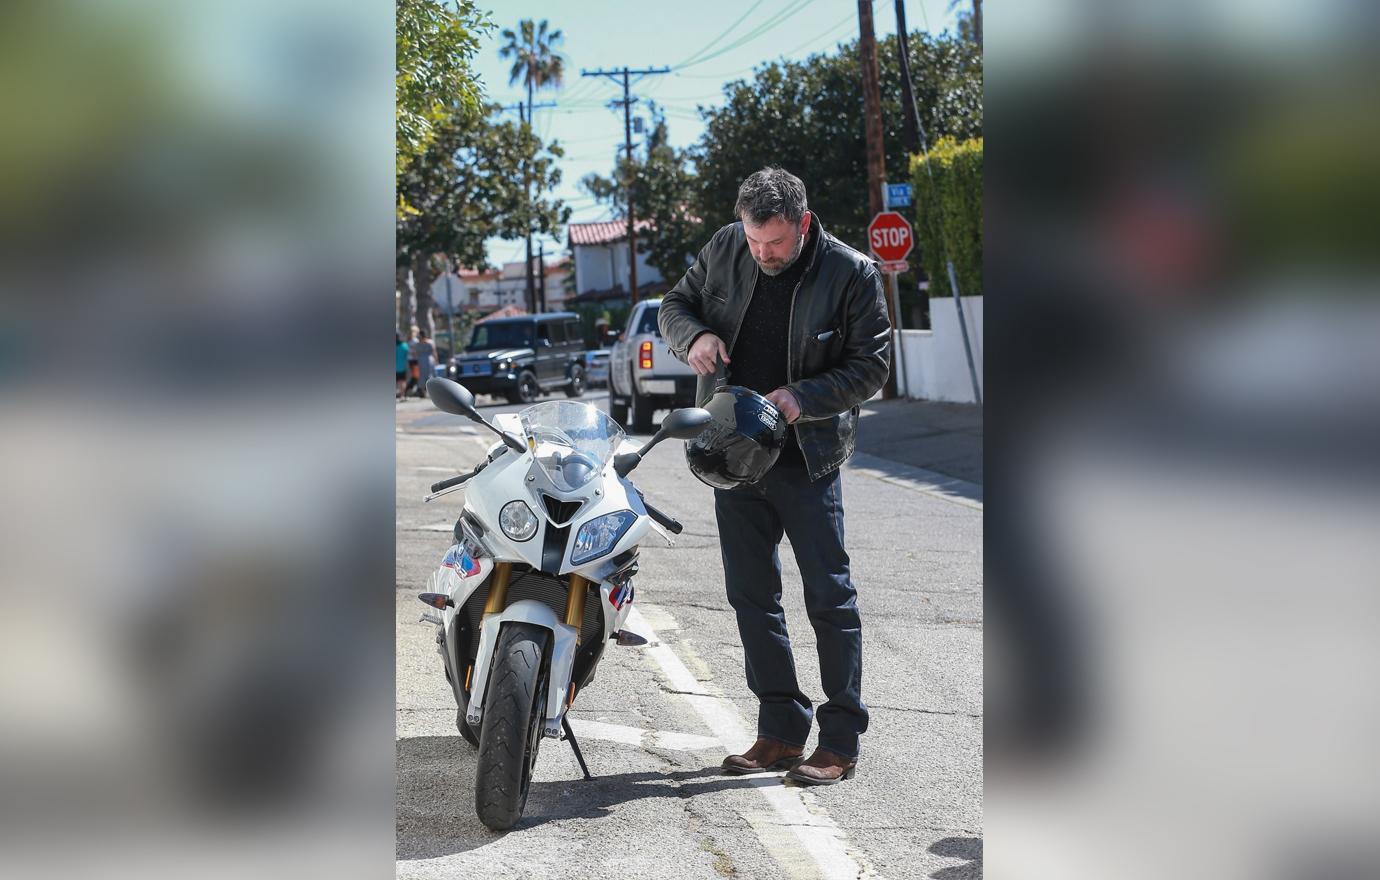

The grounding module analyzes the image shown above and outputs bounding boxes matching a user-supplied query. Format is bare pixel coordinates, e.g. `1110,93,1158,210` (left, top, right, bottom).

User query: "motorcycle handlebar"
430,462,485,494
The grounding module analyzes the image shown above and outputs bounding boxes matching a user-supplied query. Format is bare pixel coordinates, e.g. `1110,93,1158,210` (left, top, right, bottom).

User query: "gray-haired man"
659,168,891,784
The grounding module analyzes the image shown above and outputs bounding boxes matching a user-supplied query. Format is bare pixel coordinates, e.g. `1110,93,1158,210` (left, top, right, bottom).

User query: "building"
497,257,571,312
430,258,570,315
567,220,662,298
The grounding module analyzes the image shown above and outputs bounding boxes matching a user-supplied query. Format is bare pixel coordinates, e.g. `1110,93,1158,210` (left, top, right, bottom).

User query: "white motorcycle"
417,377,710,830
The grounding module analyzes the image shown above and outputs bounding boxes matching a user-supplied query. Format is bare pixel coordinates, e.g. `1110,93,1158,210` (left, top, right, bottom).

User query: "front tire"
475,623,550,831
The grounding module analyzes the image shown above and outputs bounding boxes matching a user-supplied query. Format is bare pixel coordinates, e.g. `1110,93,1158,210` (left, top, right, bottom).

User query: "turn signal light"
639,340,653,370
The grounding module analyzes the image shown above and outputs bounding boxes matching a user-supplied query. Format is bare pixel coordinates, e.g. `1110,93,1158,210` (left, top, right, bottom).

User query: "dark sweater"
727,222,818,468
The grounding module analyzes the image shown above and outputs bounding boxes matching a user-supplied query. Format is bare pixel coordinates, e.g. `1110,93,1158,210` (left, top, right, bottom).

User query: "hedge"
910,136,982,298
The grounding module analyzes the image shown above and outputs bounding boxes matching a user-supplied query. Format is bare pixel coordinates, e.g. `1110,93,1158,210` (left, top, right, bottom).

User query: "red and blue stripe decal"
442,545,482,577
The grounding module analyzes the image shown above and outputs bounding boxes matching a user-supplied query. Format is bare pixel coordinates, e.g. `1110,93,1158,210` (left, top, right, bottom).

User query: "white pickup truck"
607,297,698,433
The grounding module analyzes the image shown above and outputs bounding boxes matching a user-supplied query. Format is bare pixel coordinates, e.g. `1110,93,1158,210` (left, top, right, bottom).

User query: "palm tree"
499,20,565,313
499,19,565,123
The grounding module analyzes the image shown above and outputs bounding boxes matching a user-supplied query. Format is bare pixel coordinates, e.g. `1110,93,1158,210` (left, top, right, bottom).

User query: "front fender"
464,598,580,739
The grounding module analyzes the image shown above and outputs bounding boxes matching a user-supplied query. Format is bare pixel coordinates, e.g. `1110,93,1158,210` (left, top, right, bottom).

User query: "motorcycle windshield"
519,401,626,493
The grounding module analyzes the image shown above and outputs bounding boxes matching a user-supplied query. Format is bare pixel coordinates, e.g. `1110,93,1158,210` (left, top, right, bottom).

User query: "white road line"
626,605,879,880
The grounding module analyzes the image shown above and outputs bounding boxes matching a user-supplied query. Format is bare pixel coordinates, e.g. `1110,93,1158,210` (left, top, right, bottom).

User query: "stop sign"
867,211,914,262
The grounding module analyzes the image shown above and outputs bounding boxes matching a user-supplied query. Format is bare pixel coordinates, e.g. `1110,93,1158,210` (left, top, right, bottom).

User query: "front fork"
482,561,590,632
460,564,593,737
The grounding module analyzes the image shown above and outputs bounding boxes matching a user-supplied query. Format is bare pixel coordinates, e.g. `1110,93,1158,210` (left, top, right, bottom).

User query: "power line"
672,0,768,69
675,0,821,70
781,9,857,57
579,65,672,305
660,12,855,88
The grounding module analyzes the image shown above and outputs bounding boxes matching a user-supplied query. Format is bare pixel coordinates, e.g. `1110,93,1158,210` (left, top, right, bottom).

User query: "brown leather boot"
783,747,857,785
721,737,805,775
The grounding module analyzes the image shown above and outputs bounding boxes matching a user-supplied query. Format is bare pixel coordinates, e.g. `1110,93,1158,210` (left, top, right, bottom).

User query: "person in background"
404,326,420,398
413,330,435,399
396,332,409,400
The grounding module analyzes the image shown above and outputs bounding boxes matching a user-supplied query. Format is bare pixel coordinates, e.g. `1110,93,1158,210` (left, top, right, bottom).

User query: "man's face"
744,212,811,276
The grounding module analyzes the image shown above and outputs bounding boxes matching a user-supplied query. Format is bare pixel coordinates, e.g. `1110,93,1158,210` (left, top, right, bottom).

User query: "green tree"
951,0,982,49
498,19,566,123
397,105,570,335
692,30,981,254
396,0,492,188
911,136,983,298
499,19,566,312
579,105,704,287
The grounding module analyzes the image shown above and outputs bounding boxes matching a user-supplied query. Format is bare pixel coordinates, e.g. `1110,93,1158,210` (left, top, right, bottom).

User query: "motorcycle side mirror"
613,407,712,478
658,407,713,439
426,377,527,453
427,377,479,418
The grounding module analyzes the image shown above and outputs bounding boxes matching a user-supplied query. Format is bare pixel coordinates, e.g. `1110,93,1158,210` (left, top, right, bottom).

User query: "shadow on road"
396,734,778,859
929,836,982,879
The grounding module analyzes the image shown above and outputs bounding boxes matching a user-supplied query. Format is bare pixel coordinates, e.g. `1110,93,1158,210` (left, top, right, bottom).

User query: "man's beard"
755,230,806,276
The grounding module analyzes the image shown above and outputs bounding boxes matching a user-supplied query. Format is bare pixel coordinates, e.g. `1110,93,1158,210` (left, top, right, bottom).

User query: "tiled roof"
568,219,654,247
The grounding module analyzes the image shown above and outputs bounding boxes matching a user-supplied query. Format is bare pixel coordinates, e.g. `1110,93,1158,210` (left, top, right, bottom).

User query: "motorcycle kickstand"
561,717,593,781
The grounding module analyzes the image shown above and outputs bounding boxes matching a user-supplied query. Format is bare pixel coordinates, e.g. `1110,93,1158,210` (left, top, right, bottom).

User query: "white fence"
893,295,983,404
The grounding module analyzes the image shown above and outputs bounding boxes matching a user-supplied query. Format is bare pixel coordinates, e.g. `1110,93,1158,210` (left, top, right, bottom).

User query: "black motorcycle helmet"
684,385,789,489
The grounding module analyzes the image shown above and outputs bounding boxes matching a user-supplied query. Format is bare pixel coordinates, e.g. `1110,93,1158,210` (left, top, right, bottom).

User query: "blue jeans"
714,462,868,759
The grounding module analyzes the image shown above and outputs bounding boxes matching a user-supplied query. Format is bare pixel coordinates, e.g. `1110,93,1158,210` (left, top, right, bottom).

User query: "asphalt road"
395,389,982,879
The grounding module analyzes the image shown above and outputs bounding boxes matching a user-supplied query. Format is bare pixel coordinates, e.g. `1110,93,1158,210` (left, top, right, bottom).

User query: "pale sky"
469,0,964,269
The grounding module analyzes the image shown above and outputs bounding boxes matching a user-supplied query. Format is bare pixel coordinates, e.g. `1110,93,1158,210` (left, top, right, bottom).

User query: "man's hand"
688,333,730,376
764,388,801,424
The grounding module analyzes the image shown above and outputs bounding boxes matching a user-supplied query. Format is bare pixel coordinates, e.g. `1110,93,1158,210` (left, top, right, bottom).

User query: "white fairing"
428,410,647,735
459,418,653,575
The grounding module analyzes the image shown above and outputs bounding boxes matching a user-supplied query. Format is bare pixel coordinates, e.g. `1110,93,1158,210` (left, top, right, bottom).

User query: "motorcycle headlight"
571,510,637,565
500,500,539,542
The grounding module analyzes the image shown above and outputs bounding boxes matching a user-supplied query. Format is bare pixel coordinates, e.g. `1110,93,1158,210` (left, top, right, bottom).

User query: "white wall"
612,241,661,292
574,242,661,294
430,273,500,310
543,272,569,310
574,245,614,294
894,295,983,403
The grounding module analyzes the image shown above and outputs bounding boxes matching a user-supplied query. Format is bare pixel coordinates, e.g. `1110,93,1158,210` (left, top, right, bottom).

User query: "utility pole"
498,101,556,314
538,241,548,312
580,65,670,306
858,0,899,399
521,103,536,315
443,256,456,352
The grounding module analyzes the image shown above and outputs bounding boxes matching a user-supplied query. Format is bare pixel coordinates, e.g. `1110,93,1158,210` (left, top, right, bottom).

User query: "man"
659,168,891,785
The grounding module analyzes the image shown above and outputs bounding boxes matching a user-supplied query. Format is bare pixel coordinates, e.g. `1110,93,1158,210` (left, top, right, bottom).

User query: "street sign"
886,183,912,208
878,259,909,274
867,211,914,263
